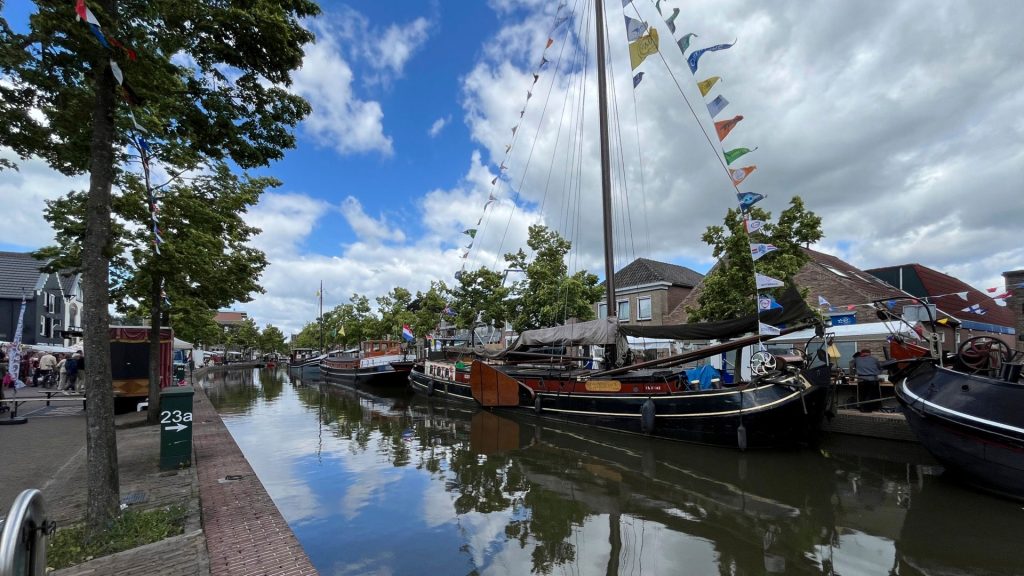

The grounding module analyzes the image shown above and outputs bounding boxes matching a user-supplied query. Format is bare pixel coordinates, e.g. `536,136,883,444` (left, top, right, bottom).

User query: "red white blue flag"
402,324,415,342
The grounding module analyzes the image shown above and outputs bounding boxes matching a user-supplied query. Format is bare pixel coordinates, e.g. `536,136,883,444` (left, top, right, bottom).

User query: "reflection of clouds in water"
420,480,456,528
458,509,519,572
340,466,402,520
813,530,895,576
332,550,396,576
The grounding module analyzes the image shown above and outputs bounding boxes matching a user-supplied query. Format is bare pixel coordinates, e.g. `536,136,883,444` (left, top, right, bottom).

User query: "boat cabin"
361,340,405,357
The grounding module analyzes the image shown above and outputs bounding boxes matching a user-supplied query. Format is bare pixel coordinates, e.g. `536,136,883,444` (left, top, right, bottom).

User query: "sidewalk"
0,384,317,575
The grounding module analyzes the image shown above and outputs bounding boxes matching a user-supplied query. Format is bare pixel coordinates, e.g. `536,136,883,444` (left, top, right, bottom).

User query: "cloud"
293,19,394,156
428,115,451,138
458,0,1024,293
339,196,406,244
365,17,432,80
0,150,89,250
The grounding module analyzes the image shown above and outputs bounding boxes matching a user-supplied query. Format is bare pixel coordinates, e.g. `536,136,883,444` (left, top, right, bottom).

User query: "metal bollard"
0,489,53,576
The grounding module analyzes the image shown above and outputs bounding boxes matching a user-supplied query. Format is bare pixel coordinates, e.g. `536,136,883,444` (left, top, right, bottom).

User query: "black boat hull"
409,369,475,402
322,365,410,387
896,362,1024,500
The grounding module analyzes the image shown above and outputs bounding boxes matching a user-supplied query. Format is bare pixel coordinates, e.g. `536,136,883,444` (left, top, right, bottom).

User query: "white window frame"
40,315,46,336
598,303,608,319
637,296,652,321
617,299,630,321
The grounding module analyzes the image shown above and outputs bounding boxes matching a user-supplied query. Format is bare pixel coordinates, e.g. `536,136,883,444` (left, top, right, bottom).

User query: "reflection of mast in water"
317,386,324,464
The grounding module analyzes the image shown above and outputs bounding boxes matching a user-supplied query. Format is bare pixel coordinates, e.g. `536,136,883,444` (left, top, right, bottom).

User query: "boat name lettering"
585,380,622,392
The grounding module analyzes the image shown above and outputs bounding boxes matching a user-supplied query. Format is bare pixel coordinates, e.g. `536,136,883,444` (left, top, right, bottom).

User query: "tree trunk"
147,274,162,424
82,22,120,537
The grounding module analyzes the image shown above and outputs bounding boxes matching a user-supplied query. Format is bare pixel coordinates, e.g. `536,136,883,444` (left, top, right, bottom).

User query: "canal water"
201,368,1024,576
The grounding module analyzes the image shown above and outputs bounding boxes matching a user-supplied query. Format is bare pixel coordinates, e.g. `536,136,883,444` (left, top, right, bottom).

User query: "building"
594,258,703,326
214,310,249,328
0,251,81,347
1003,269,1024,351
867,264,1016,350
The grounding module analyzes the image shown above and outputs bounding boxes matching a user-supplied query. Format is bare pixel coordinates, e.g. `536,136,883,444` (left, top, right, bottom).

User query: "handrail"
0,489,53,576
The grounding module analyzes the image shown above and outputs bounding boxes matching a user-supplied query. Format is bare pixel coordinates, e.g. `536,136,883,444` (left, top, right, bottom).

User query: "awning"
768,321,922,344
173,338,193,350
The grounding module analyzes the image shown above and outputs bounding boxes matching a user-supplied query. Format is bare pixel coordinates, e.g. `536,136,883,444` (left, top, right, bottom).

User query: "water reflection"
203,368,1024,576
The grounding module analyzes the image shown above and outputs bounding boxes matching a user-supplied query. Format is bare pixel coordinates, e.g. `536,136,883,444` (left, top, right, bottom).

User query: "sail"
619,285,814,341
510,316,623,349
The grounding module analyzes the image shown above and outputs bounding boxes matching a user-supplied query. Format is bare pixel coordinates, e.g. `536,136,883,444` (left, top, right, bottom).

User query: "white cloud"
339,196,406,244
428,115,451,138
293,20,393,156
0,150,88,250
366,17,432,79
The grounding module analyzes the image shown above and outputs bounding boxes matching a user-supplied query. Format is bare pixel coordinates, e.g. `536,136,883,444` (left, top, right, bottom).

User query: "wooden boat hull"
895,362,1024,500
468,362,831,449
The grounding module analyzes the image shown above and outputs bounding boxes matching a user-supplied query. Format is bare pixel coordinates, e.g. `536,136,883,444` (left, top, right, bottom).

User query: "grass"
46,505,187,570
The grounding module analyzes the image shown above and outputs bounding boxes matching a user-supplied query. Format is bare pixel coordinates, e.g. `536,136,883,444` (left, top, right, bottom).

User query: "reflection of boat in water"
320,340,416,387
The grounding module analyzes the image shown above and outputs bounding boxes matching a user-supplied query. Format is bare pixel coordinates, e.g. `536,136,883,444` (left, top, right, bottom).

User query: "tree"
447,267,510,332
688,196,824,322
1,0,319,536
259,325,287,356
375,287,415,340
504,225,603,332
411,281,449,339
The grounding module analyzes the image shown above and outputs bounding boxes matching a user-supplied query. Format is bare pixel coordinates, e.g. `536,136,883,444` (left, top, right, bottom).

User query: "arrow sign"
164,423,187,433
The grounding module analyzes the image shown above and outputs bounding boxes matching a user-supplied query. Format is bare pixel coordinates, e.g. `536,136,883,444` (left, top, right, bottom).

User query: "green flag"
463,228,477,238
724,146,757,165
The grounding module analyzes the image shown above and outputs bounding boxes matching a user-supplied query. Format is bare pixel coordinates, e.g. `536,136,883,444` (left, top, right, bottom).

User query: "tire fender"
641,399,656,434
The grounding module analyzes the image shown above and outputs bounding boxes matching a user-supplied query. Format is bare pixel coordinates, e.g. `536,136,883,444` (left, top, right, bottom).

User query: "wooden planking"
470,361,522,407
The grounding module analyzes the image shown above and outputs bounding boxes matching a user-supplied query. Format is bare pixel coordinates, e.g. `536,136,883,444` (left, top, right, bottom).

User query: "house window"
617,299,630,321
40,315,46,336
47,294,55,313
598,303,608,319
822,265,849,278
637,297,652,320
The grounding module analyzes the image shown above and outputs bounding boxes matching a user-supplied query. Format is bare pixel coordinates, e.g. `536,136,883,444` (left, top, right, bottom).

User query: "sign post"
159,386,194,470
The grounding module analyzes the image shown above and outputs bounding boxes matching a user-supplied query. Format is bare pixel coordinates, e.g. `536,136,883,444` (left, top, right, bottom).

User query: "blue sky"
2,0,1023,335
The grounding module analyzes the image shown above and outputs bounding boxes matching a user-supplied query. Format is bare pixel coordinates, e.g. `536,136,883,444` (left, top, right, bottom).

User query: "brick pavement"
191,385,318,576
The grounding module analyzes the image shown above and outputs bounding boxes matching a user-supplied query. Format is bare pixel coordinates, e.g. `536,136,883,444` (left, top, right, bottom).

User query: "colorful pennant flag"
750,243,778,261
756,273,784,289
706,95,729,118
697,76,720,97
625,16,648,42
759,322,781,336
962,303,987,315
729,165,756,185
687,40,736,74
956,291,969,300
818,295,830,307
666,8,680,34
463,228,477,238
758,294,783,312
633,72,645,88
628,28,660,70
744,218,766,234
737,192,765,209
724,146,756,165
676,32,697,56
715,115,744,141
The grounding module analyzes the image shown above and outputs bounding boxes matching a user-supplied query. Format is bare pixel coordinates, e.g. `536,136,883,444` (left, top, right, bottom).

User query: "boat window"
637,297,652,320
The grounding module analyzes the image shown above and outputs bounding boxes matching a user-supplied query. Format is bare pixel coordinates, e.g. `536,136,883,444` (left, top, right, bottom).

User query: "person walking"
56,354,71,393
38,351,57,388
853,348,883,412
66,352,80,393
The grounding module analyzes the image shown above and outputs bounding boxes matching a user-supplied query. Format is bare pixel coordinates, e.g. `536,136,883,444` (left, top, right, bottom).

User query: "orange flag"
729,165,757,185
715,115,744,141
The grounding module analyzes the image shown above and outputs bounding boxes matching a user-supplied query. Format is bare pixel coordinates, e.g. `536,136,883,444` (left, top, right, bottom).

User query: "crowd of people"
0,345,85,396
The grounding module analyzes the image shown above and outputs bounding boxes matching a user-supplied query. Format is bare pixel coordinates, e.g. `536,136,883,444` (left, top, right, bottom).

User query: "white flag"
759,322,780,336
755,273,784,290
750,243,778,261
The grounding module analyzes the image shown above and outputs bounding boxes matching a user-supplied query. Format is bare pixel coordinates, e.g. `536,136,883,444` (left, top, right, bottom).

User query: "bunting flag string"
628,28,660,70
697,75,720,97
75,0,163,254
676,32,697,56
460,4,571,272
687,39,736,74
714,114,743,141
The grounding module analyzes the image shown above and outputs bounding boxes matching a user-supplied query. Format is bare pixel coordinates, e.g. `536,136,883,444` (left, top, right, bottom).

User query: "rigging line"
646,17,767,331
491,1,584,272
560,0,591,326
607,51,638,269
480,5,579,271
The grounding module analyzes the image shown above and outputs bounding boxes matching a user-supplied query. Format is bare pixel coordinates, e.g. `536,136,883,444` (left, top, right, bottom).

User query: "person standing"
56,354,70,393
66,352,80,393
38,351,57,387
853,348,883,412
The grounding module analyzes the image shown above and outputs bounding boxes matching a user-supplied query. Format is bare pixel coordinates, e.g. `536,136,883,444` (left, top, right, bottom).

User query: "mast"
595,0,616,317
319,279,324,353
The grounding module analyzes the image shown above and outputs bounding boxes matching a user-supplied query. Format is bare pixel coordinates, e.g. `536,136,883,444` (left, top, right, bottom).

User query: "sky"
1,0,1022,337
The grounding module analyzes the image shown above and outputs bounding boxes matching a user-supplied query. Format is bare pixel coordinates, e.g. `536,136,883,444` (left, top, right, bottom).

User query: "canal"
201,367,1024,575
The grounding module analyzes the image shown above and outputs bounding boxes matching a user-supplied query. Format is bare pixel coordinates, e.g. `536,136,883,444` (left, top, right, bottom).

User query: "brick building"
1002,269,1024,351
868,264,1016,351
594,258,703,326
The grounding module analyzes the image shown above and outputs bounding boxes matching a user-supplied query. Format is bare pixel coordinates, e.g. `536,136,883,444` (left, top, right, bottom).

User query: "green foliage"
503,225,603,332
688,196,823,322
447,267,509,330
375,287,415,340
47,505,187,570
259,324,287,355
411,281,449,338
